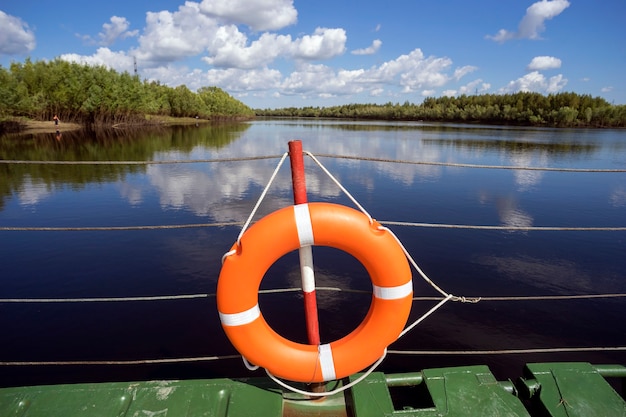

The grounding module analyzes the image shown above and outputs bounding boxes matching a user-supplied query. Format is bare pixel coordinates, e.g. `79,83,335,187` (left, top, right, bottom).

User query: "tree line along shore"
258,93,626,128
0,58,255,135
1,58,624,135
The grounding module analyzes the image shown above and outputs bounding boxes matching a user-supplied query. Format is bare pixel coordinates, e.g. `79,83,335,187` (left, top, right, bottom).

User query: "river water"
1,119,625,388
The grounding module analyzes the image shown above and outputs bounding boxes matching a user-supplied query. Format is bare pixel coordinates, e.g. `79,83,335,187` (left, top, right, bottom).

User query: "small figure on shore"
53,115,59,126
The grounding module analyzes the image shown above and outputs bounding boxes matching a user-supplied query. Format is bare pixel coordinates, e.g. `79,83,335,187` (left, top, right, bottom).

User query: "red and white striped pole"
288,140,321,347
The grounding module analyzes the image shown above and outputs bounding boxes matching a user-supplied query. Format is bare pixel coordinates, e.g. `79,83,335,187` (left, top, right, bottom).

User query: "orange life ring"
217,202,413,383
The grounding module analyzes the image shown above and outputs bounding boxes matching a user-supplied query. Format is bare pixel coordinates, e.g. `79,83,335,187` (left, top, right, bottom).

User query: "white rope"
2,290,624,304
219,150,395,395
380,221,626,232
2,290,625,304
302,151,486,304
0,355,241,366
3,150,625,391
221,152,289,264
398,295,454,339
361,224,479,346
251,151,462,396
0,294,210,303
312,154,626,173
264,349,388,397
304,151,374,224
388,346,626,355
246,150,494,395
6,149,607,391
0,222,245,232
3,346,625,367
242,356,260,371
0,156,284,165
377,225,449,298
3,155,624,172
236,152,289,246
2,220,622,234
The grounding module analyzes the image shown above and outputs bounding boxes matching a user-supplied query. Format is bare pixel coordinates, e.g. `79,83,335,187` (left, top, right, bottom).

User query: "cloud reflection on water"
610,186,626,207
477,255,594,294
496,197,534,229
17,175,53,206
119,130,449,216
508,151,547,192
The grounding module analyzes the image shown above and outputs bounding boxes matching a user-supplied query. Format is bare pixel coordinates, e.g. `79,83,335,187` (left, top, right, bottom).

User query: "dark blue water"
1,120,625,388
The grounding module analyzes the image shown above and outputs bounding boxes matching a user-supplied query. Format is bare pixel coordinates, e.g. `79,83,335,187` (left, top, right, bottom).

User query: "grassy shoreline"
1,116,218,136
14,119,83,134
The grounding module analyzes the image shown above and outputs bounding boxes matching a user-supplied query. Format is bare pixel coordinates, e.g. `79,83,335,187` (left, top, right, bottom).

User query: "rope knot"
451,295,481,303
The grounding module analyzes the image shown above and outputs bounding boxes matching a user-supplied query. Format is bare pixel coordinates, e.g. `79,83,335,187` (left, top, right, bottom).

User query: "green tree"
1,58,253,125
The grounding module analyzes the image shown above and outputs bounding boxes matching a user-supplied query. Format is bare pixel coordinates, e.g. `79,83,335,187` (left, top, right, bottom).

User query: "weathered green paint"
0,363,624,416
0,378,284,417
518,362,626,417
350,366,531,416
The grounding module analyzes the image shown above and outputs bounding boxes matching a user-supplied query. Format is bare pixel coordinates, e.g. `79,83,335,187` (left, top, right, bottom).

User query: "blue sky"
1,0,624,109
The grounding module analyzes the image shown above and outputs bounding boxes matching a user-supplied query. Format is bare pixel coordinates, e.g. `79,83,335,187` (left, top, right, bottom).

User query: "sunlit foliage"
0,58,254,125
256,93,626,128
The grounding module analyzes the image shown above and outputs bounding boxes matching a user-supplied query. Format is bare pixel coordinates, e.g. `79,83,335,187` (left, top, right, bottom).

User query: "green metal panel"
349,372,397,416
2,363,625,416
350,366,530,417
518,362,626,417
0,378,284,417
421,366,530,416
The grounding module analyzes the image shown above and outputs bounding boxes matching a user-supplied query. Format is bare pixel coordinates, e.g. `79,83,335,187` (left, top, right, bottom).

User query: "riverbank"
0,116,220,137
13,119,82,134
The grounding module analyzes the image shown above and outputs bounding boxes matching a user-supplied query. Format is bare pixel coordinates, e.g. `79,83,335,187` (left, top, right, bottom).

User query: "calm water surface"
1,120,625,387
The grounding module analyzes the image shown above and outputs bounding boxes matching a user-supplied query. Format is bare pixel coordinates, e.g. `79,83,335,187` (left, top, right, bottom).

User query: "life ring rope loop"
217,202,413,383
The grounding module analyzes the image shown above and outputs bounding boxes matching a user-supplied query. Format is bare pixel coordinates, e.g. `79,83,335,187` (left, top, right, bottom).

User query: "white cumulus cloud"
136,3,219,64
499,71,567,94
458,79,491,95
527,55,562,71
204,67,283,92
277,48,460,98
487,0,570,43
61,47,133,71
291,28,347,60
202,27,347,68
199,0,297,32
0,11,36,55
54,2,485,104
97,16,138,46
453,65,478,81
351,39,382,56
364,49,452,92
126,1,344,68
203,28,293,69
281,63,361,96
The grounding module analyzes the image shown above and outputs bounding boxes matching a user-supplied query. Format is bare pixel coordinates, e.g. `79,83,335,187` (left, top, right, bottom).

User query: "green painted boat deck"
1,362,624,416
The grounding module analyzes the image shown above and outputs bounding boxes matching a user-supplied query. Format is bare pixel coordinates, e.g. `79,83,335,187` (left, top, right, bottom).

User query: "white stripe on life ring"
299,246,316,293
294,204,314,247
373,281,413,300
318,343,336,381
219,305,260,326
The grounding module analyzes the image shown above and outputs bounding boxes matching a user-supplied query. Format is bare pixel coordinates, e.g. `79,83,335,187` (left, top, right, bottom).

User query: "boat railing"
1,153,625,369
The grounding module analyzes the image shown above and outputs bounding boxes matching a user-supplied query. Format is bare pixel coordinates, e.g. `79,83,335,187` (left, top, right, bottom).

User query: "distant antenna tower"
133,56,138,76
